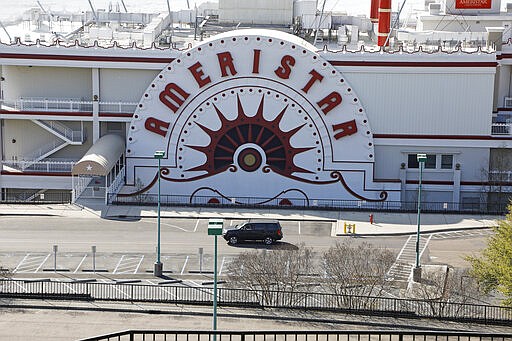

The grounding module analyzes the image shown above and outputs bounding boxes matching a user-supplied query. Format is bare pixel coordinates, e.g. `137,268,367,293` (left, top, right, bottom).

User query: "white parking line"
161,222,191,232
181,256,189,275
35,254,51,272
74,254,87,273
13,253,30,273
134,255,144,274
193,219,200,232
219,257,226,276
298,221,301,234
113,255,125,273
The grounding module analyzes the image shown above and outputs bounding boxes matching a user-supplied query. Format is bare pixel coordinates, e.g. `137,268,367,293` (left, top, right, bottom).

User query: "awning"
72,134,125,176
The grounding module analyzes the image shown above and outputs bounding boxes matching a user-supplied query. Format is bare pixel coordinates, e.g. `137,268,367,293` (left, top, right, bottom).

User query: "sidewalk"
0,202,502,236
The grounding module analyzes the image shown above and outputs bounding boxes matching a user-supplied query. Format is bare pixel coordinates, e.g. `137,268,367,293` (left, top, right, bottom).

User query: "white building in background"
0,0,510,212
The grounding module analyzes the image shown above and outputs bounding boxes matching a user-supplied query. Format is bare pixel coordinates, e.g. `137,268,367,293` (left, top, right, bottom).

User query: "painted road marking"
113,255,145,274
14,253,51,273
161,222,191,232
181,256,189,275
298,221,301,235
194,219,200,232
74,254,87,273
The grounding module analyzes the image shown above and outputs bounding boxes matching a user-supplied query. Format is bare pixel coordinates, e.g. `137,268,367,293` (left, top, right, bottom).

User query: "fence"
1,280,511,325
77,330,512,341
0,191,71,203
110,193,509,215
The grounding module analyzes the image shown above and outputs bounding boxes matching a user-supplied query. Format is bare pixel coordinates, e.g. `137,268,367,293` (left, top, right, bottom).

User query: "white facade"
0,29,510,211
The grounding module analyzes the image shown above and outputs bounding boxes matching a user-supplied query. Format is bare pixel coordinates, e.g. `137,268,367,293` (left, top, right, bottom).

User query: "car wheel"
264,237,274,245
229,236,238,245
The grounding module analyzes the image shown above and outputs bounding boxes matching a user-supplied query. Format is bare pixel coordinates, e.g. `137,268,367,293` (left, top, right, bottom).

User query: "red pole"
370,0,379,23
378,0,392,46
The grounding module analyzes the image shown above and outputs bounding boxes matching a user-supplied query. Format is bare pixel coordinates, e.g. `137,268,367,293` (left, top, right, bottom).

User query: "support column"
92,68,100,143
399,163,407,205
377,0,392,46
370,0,379,23
453,165,461,211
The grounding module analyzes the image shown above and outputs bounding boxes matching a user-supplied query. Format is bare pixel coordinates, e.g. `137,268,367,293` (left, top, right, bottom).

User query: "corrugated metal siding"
341,70,494,135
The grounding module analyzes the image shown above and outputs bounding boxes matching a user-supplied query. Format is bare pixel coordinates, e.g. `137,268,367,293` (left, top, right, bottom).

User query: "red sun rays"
185,94,314,176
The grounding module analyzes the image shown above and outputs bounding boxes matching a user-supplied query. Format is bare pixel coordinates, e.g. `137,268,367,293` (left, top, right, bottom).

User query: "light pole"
208,218,223,340
154,150,165,277
413,153,426,282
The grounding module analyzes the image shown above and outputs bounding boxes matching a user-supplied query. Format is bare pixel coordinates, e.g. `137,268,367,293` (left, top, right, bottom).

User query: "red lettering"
252,49,261,74
159,83,190,113
332,120,357,140
145,117,170,138
188,62,211,88
274,55,295,79
301,69,323,94
217,51,237,77
317,92,342,115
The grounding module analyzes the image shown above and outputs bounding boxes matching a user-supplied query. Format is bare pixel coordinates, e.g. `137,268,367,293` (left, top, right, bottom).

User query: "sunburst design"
185,95,314,177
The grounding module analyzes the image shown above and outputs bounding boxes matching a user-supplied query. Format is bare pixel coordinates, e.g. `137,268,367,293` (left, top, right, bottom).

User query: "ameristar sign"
124,29,395,205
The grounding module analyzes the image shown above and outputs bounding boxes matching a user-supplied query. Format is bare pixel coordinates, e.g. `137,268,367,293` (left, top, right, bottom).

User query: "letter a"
145,117,170,138
317,92,342,115
332,120,357,140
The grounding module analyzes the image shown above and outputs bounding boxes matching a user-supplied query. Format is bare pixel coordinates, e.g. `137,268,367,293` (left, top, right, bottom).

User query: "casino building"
0,3,511,212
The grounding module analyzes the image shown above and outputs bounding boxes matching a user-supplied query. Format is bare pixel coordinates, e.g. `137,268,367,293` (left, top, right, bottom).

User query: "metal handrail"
1,280,511,324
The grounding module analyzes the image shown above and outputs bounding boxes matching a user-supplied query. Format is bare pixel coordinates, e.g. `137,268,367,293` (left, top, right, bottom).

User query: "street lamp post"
154,150,165,277
413,153,426,282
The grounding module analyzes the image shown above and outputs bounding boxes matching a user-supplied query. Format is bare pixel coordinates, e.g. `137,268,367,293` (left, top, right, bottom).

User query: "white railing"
3,159,75,173
2,98,137,113
99,101,138,113
17,97,92,112
21,139,68,163
491,123,512,135
489,170,512,182
72,176,93,202
36,120,84,143
106,165,126,204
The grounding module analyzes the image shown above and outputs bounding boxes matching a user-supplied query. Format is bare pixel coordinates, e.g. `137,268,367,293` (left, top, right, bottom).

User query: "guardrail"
77,330,512,341
110,194,509,215
2,160,75,173
1,280,511,325
1,98,137,113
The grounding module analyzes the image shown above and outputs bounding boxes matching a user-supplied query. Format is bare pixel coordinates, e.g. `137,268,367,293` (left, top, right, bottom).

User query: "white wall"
99,69,159,102
341,69,494,135
2,66,92,101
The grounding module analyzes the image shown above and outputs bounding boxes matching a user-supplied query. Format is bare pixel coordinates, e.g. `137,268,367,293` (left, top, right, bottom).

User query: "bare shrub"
321,240,396,309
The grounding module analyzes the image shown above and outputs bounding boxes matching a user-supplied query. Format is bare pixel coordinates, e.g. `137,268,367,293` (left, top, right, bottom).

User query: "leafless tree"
407,266,482,317
321,241,396,309
226,244,315,306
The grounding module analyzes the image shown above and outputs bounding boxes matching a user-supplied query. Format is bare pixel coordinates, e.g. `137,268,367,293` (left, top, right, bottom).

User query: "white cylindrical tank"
293,0,317,17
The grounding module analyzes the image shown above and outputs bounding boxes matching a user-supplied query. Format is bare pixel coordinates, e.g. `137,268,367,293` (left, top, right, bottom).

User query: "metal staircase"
387,234,432,282
15,120,86,170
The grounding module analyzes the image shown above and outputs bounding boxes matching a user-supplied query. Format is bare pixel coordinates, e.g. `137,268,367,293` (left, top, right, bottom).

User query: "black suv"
222,221,283,245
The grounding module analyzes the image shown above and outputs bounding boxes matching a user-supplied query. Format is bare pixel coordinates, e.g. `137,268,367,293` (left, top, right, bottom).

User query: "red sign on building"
455,0,492,9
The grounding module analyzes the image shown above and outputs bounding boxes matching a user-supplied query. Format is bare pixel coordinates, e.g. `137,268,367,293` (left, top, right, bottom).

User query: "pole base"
154,262,163,277
412,266,422,282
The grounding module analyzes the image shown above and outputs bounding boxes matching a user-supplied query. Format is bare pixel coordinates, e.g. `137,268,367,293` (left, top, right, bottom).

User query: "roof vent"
429,3,441,15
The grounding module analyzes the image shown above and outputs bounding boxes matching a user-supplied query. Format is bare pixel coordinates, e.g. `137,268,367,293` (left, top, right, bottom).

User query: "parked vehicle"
222,220,283,245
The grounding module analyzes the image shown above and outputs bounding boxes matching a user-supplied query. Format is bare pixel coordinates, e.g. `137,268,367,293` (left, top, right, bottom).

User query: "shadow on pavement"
225,241,299,250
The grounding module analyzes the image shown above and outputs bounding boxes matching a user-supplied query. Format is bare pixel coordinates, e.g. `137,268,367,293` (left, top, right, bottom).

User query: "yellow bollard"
352,224,356,234
343,222,347,234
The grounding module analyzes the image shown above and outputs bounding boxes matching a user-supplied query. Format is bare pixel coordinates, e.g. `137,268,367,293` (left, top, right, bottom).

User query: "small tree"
226,244,314,306
408,266,482,316
466,203,512,307
322,241,396,308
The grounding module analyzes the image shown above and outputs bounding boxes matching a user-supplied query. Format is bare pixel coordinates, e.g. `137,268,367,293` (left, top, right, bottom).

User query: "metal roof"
72,134,125,176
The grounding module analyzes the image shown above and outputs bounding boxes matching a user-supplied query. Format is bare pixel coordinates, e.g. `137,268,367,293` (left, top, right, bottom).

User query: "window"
425,154,436,169
441,155,453,169
408,154,436,169
408,153,455,170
